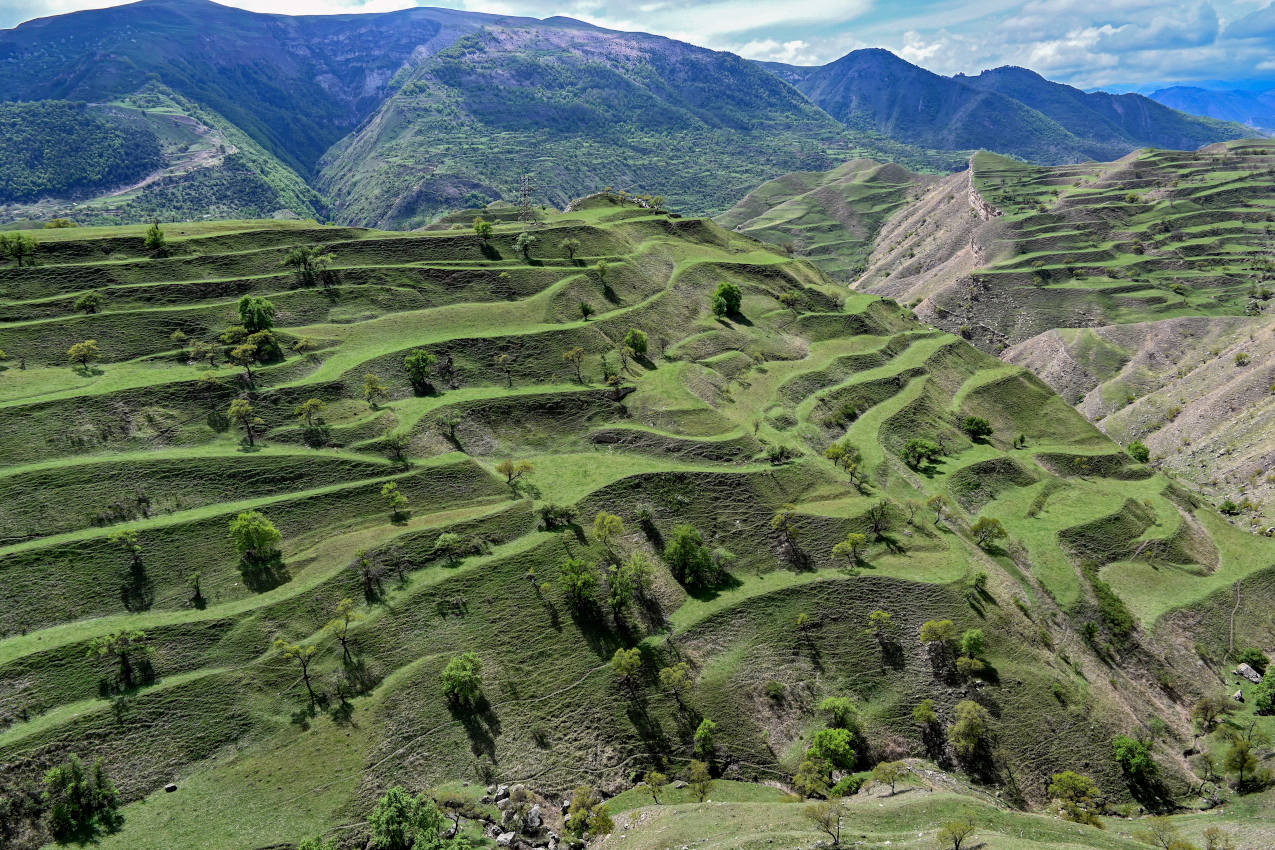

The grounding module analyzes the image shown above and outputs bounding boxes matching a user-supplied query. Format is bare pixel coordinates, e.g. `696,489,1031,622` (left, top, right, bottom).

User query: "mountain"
770,50,1252,165
2,205,1272,849
1150,85,1275,131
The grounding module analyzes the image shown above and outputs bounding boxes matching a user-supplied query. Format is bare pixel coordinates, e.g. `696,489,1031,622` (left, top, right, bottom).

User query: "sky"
5,0,1275,89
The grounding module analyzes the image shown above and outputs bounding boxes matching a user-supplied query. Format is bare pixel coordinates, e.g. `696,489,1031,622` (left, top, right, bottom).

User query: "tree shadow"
120,562,154,612
879,640,906,670
684,572,744,603
451,695,502,760
240,553,291,592
302,424,331,448
480,244,502,261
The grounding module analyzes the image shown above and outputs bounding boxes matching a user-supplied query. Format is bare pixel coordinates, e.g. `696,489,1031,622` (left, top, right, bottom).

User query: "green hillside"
0,203,1272,850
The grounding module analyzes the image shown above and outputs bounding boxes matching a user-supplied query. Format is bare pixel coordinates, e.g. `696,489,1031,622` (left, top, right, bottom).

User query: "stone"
501,808,515,826
487,784,498,795
560,799,571,812
163,783,177,793
496,831,516,847
496,797,510,811
495,784,511,802
1235,663,1263,684
527,804,543,829
1234,689,1245,702
671,780,688,789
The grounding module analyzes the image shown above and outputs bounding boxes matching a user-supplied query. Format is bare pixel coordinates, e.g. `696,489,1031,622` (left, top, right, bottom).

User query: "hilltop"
1,200,1272,848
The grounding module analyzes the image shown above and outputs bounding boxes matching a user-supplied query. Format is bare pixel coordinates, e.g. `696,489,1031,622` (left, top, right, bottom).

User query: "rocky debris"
1235,663,1263,684
496,831,516,847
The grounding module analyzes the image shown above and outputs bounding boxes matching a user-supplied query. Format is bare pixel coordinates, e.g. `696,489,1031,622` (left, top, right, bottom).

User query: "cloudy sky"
5,0,1275,89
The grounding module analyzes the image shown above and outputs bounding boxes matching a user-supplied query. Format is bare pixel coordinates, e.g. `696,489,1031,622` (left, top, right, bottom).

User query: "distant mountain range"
0,0,1257,226
1149,86,1275,132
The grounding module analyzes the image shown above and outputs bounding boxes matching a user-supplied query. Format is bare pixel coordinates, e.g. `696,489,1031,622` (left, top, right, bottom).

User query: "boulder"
1235,663,1263,684
496,797,510,811
527,804,543,829
671,780,688,789
497,831,516,847
163,783,177,793
495,784,511,802
1234,689,1245,702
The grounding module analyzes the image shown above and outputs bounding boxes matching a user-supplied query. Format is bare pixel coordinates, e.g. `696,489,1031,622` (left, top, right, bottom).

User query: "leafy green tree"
192,340,218,367
363,373,389,408
819,697,859,730
960,416,992,440
237,295,275,332
949,700,991,759
611,647,642,690
295,398,325,428
959,629,986,658
43,754,122,845
901,437,942,468
440,652,483,707
73,290,103,314
1236,647,1269,674
920,619,959,647
1254,680,1275,715
227,342,259,384
1113,735,1156,780
937,817,976,850
1193,695,1237,732
1223,734,1259,789
403,349,438,394
87,629,153,690
624,327,648,356
514,231,536,259
228,397,263,446
970,516,1007,548
1,231,38,266
381,430,410,462
643,771,668,804
593,511,625,550
688,761,712,802
273,639,318,709
281,245,333,283
563,785,613,838
607,552,653,611
228,510,281,563
865,609,897,645
368,786,446,850
872,760,905,795
1127,441,1151,464
694,718,717,757
807,727,856,769
831,532,868,565
926,494,949,524
1048,771,1103,827
143,221,165,252
664,524,717,588
793,756,832,797
325,597,362,663
561,237,581,260
579,301,595,321
659,661,692,706
381,482,408,520
67,339,100,371
563,346,586,383
558,557,599,608
711,281,742,316
595,259,609,285
495,458,533,485
913,698,939,728
472,217,493,240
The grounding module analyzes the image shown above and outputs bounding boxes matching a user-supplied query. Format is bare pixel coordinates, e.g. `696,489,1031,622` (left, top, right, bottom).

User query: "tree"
67,339,100,371
472,217,493,240
363,373,389,408
237,295,275,332
778,290,800,314
143,221,165,251
1202,827,1237,850
1193,695,1236,732
440,652,483,707
227,342,259,384
595,259,609,286
43,754,123,845
688,760,712,802
608,552,653,611
865,609,897,645
960,416,993,440
192,340,218,367
793,756,832,798
513,231,536,259
970,516,1007,549
937,817,976,850
913,698,939,728
902,438,942,468
403,349,437,394
959,629,986,659
659,661,692,706
819,696,859,730
920,619,959,647
872,761,905,795
1,231,37,266
295,398,325,428
563,785,613,839
563,346,586,383
561,237,581,261
281,245,333,283
495,458,533,485
831,532,869,566
228,510,281,563
368,786,446,850
664,524,717,588
1127,441,1151,464
381,482,408,520
712,281,742,316
804,800,843,846
1235,647,1269,674
325,598,362,663
87,629,153,690
558,557,598,608
1136,816,1195,850
949,700,991,759
578,301,595,321
1048,771,1103,827
1113,735,1157,780
274,639,318,709
1223,734,1258,789
694,718,717,757
611,647,642,690
643,771,668,804
624,327,648,357
593,511,625,551
228,397,263,446
381,430,410,463
431,531,466,564
73,290,103,314
926,494,949,525
808,727,857,769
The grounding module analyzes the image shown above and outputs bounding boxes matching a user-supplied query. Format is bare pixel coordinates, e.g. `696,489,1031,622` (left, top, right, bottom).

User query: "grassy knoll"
1,195,1271,850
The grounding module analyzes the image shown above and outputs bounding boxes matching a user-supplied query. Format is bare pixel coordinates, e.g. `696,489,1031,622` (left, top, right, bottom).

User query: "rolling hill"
0,200,1272,849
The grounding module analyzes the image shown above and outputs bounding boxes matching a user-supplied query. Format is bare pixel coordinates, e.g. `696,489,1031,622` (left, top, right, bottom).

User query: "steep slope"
1151,85,1275,132
715,158,939,281
2,204,1270,848
781,50,1250,165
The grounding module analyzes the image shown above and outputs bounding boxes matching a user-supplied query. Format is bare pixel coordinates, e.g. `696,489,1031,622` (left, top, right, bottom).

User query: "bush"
1127,441,1150,464
711,281,742,316
664,524,718,588
440,652,483,706
828,773,868,797
1113,734,1156,779
764,680,786,700
1236,647,1269,674
960,416,993,439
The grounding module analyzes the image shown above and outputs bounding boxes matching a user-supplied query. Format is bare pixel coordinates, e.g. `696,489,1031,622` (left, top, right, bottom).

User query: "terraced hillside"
1,203,1273,849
